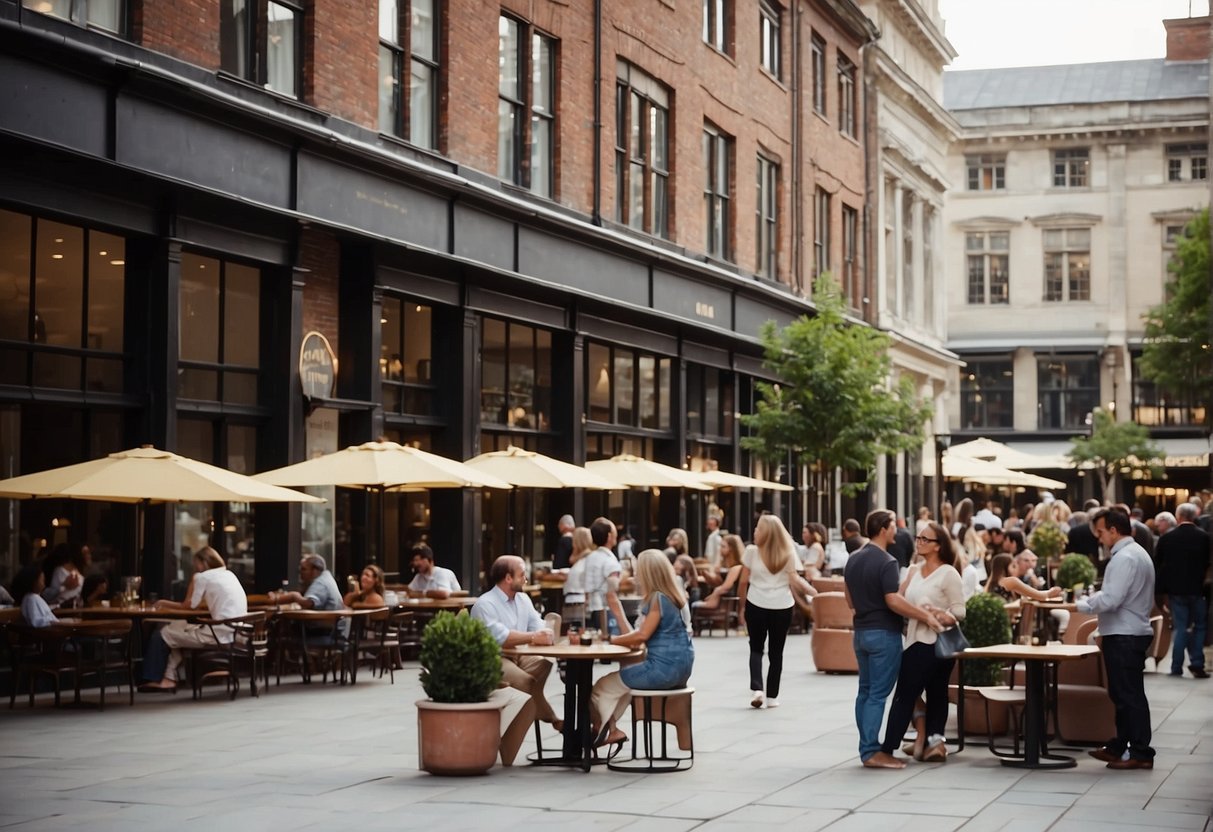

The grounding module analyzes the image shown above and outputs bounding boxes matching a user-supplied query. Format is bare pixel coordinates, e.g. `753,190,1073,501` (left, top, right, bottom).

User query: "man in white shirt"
581,518,623,632
703,515,723,566
407,544,461,598
471,555,562,764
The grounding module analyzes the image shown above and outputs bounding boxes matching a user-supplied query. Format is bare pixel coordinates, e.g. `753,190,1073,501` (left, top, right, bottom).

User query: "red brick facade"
133,0,869,293
1164,16,1212,62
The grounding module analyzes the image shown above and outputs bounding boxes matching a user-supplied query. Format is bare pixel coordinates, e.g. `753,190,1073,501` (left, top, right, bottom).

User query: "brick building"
0,0,879,592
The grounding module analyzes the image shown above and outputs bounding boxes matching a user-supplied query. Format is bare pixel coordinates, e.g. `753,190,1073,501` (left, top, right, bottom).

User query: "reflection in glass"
180,255,220,363
0,209,31,343
588,342,611,422
482,318,506,424
35,220,83,351
88,232,124,352
224,263,259,366
615,349,634,425
266,1,298,97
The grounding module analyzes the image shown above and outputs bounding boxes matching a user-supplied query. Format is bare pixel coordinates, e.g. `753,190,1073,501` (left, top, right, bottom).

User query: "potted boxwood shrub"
1055,553,1098,597
1028,520,1067,578
415,611,507,775
953,592,1013,735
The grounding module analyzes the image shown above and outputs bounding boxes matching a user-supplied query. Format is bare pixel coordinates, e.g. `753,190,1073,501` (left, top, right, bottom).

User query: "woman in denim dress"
590,549,694,749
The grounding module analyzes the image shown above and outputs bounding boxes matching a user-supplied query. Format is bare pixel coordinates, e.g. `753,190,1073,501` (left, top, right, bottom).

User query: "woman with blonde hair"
590,549,694,751
562,526,595,629
694,533,744,610
740,514,813,709
663,527,689,562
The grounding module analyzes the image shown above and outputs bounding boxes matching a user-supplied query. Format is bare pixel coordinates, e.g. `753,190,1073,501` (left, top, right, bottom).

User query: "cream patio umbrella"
941,453,1067,490
254,440,512,564
690,469,794,492
0,445,324,581
947,437,1073,470
584,454,713,490
463,446,623,554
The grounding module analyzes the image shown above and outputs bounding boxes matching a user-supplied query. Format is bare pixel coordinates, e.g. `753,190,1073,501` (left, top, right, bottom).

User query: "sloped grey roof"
943,59,1210,110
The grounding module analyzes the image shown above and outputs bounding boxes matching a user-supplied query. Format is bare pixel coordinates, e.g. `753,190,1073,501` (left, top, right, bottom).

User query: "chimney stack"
1164,16,1212,61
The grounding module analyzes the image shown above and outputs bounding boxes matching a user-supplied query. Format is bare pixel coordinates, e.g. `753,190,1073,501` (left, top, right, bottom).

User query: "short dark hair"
1091,507,1132,536
843,518,861,534
590,517,615,546
410,543,434,562
864,510,895,539
1004,529,1026,554
489,555,515,586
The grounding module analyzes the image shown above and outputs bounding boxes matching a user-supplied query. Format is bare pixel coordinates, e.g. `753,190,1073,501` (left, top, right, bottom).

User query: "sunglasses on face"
915,535,938,543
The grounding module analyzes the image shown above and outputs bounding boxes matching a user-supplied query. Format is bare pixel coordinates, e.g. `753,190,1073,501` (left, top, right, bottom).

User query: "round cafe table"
504,640,642,772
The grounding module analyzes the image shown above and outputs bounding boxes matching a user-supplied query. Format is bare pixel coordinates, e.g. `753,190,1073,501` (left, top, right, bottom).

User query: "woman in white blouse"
878,521,967,762
739,515,815,709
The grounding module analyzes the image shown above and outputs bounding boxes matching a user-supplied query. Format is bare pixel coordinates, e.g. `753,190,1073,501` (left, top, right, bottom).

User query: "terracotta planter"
415,690,507,776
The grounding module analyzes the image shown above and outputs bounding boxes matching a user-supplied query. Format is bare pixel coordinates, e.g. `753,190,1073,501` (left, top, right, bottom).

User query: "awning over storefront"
1002,437,1211,469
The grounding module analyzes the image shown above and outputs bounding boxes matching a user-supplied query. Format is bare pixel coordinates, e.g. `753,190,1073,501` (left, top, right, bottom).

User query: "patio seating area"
2,633,1209,832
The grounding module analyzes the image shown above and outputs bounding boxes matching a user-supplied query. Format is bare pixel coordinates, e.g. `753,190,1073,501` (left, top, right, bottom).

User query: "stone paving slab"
1,634,1210,832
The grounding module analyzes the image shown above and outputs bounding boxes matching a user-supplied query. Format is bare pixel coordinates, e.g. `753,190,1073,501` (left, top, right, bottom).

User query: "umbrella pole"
508,488,516,556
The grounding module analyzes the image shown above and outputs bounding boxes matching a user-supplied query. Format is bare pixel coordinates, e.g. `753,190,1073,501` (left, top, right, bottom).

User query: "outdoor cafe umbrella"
584,454,713,491
940,453,1067,490
254,440,512,564
463,445,623,554
690,469,794,492
0,445,324,576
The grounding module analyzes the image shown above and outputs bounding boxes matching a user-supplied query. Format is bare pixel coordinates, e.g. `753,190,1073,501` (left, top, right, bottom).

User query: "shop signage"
299,331,337,399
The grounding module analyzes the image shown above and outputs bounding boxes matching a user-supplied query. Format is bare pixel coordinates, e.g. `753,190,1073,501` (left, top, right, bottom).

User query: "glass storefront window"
0,209,126,393
480,318,552,431
586,342,671,431
380,296,434,416
178,252,260,404
685,364,732,439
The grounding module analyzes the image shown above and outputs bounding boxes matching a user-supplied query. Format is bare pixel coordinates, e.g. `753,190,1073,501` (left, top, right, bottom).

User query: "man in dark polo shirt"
844,509,942,769
1156,502,1211,679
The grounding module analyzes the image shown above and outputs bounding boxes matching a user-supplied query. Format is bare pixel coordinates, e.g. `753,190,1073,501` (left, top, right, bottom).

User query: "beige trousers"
501,654,559,724
160,621,229,681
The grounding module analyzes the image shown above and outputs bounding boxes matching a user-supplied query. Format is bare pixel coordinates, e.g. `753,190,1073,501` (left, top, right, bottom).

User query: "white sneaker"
765,698,780,709
750,690,764,708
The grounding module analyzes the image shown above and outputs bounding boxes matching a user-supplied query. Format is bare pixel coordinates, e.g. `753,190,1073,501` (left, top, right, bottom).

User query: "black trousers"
746,602,793,698
1101,634,1155,761
881,641,955,754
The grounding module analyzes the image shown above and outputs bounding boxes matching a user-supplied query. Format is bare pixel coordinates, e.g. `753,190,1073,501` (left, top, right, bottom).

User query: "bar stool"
607,686,694,772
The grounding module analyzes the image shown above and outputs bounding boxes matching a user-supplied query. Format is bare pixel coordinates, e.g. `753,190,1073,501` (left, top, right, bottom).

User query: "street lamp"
934,431,951,521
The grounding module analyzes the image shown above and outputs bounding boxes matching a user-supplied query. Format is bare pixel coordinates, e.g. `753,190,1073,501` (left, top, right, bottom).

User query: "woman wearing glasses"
878,522,966,762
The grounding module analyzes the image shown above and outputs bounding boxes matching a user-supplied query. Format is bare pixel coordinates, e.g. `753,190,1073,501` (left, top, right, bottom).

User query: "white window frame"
1167,143,1208,182
965,231,1009,305
966,153,1006,191
1052,148,1089,188
1042,227,1091,302
759,0,781,79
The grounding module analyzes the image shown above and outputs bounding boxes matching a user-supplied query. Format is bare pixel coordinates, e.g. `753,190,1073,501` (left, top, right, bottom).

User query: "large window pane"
615,348,634,426
403,302,431,382
639,355,657,428
409,61,434,147
0,209,31,342
508,322,534,427
482,318,506,424
224,262,259,366
379,0,398,41
180,255,220,363
266,2,297,97
380,45,400,135
411,0,435,60
588,342,611,422
35,220,83,350
87,232,124,352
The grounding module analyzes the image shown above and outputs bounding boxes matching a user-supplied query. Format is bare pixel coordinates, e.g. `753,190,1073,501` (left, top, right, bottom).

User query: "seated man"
472,555,563,765
269,553,348,638
407,544,461,599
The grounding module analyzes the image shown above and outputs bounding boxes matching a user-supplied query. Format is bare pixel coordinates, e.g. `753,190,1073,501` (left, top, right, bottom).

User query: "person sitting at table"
41,543,89,608
268,553,349,640
986,553,1062,604
471,555,562,765
673,554,702,605
13,563,59,628
693,534,744,610
590,549,695,752
662,528,689,564
81,573,109,606
561,526,595,630
343,564,386,607
407,544,461,599
139,547,248,692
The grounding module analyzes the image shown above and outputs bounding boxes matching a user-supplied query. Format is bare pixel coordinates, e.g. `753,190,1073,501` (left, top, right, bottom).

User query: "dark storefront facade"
0,5,826,594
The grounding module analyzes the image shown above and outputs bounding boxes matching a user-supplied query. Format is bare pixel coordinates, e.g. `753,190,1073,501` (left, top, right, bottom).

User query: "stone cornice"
1027,212,1103,227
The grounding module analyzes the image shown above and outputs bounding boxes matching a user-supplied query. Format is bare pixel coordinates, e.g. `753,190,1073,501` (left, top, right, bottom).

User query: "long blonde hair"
754,514,795,575
635,548,686,609
572,526,594,560
720,534,744,569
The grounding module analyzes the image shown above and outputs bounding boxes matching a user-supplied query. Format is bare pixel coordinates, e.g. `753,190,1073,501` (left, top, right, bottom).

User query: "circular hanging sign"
299,331,337,399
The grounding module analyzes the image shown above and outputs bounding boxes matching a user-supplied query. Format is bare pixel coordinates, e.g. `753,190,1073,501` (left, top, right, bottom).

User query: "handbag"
934,626,970,659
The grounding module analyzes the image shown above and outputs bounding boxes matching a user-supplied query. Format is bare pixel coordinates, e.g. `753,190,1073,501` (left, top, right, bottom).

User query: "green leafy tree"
740,276,933,497
1068,408,1163,504
1140,208,1211,427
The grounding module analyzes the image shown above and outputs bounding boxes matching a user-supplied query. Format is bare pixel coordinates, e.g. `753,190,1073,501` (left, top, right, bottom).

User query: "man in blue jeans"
1155,502,1210,679
844,509,943,769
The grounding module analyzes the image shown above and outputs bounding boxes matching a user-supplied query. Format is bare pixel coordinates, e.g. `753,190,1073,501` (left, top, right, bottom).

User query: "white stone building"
941,16,1211,505
860,0,963,517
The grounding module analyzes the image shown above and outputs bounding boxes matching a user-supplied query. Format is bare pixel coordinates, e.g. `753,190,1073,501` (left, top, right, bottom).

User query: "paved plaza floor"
1,633,1210,832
